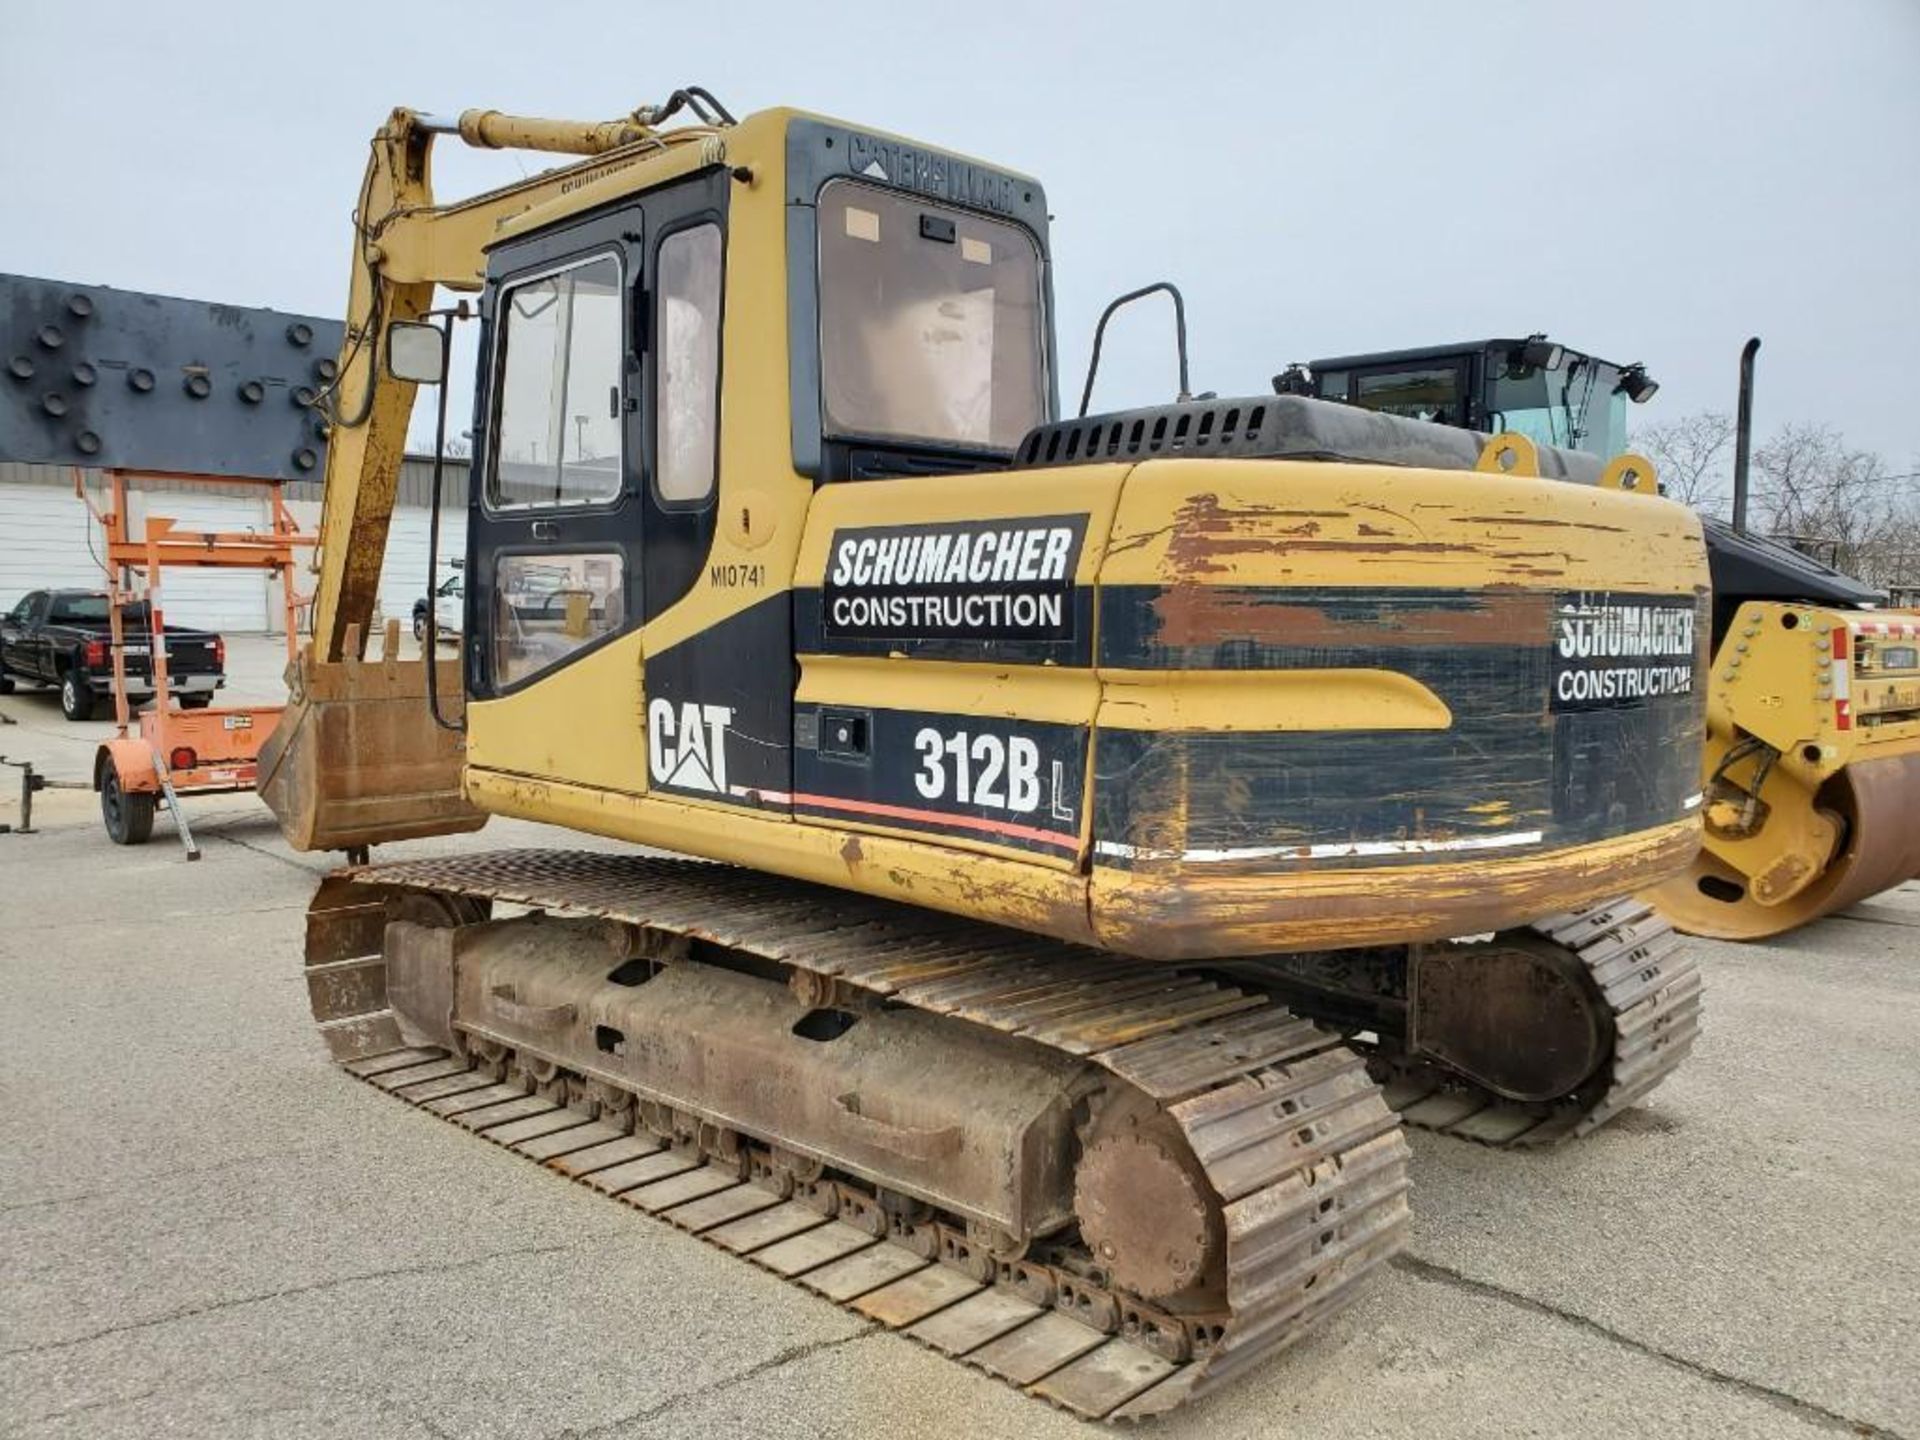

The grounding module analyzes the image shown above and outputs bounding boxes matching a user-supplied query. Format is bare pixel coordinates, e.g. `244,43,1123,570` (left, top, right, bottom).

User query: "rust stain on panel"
1143,587,1543,652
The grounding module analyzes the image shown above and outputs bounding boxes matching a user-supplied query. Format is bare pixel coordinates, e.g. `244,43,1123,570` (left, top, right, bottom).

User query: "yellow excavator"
258,93,1708,1419
1278,336,1920,938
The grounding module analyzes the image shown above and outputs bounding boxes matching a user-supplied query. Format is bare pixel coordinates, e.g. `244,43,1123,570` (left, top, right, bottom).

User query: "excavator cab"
262,106,1056,855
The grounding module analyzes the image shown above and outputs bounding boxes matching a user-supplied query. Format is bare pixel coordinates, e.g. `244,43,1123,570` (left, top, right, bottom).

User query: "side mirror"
387,321,446,385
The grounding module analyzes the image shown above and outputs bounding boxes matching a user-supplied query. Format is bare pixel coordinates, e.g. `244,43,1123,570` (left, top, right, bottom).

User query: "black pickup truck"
0,589,226,720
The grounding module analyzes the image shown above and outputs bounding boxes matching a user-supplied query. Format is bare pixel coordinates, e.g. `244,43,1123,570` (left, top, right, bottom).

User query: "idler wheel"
1074,1122,1222,1306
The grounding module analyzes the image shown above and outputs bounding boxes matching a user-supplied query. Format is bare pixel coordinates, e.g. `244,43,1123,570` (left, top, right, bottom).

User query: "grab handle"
488,983,575,1032
833,1092,961,1160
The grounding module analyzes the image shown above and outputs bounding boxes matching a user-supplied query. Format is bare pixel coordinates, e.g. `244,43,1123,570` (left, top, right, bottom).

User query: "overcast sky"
4,0,1915,468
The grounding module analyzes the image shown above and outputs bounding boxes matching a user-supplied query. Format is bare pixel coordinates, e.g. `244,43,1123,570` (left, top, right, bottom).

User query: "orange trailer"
78,468,314,856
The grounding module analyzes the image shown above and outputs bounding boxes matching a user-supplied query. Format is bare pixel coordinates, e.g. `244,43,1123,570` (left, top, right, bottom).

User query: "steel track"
306,850,1412,1421
1371,898,1704,1147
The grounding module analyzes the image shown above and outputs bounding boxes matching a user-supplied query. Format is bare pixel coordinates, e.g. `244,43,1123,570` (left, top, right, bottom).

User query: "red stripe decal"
1835,699,1852,731
1832,628,1849,660
791,791,1080,850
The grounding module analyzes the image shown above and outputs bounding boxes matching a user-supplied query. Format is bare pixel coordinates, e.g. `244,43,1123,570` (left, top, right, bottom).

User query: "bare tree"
1633,411,1735,513
1748,423,1916,590
1633,411,1918,594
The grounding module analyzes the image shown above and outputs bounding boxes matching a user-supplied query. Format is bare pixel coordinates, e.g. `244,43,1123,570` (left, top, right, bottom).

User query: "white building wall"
0,459,468,635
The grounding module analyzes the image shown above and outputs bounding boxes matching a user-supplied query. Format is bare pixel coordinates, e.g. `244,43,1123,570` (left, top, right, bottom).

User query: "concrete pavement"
1,640,1915,1439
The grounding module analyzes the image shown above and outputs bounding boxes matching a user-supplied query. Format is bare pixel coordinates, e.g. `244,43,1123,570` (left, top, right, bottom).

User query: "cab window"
1351,366,1465,426
492,552,626,688
488,253,625,508
817,181,1045,452
654,223,724,506
48,593,109,624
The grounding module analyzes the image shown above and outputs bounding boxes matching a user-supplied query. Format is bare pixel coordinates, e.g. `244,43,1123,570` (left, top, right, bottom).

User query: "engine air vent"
1010,394,1603,482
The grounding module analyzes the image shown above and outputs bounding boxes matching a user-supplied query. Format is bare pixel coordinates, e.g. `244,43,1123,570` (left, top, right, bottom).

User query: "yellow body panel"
1094,669,1453,733
466,630,648,794
467,436,1708,953
1099,458,1708,593
798,656,1095,725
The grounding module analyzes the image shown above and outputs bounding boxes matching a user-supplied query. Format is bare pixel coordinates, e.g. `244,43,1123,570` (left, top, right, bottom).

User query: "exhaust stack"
1731,336,1761,535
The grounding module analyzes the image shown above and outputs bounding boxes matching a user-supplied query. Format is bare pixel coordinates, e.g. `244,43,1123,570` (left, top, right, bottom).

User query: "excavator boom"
261,103,724,850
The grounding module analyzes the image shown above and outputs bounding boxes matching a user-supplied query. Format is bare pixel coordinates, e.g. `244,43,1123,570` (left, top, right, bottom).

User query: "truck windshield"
1487,351,1627,458
816,180,1046,453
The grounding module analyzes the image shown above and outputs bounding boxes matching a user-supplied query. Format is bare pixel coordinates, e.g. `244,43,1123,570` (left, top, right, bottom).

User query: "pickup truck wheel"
0,672,13,694
413,612,428,644
179,693,214,710
60,670,96,722
100,765,156,845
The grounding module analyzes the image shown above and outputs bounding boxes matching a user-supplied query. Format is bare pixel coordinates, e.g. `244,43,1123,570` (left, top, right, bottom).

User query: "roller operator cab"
432,109,1710,958
1275,335,1657,461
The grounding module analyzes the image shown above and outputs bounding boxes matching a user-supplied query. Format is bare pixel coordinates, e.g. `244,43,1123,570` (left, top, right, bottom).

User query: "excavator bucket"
258,635,487,853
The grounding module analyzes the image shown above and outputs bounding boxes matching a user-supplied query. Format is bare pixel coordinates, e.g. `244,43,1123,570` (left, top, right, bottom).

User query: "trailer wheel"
60,670,96,721
101,764,155,845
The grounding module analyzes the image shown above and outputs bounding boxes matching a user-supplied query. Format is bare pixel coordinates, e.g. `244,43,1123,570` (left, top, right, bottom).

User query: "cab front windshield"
817,180,1046,453
1487,349,1626,458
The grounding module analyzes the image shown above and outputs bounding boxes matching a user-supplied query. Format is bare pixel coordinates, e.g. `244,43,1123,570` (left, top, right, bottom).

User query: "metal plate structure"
0,272,343,478
307,851,1414,1421
1652,754,1920,941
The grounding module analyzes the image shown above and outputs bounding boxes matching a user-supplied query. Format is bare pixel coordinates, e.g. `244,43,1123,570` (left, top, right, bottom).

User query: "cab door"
465,212,642,710
10,593,51,681
462,169,747,801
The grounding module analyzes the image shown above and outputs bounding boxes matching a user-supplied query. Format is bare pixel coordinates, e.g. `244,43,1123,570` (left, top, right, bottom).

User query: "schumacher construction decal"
1550,593,1698,711
822,515,1088,643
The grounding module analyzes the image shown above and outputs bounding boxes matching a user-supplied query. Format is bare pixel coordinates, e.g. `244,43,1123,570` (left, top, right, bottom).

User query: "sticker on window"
845,207,880,243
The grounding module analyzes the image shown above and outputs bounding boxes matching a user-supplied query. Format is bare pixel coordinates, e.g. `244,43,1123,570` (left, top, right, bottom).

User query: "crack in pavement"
551,1326,879,1438
1395,1254,1909,1439
1,1234,630,1361
206,827,329,875
1828,908,1920,931
0,1144,335,1215
0,896,310,938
